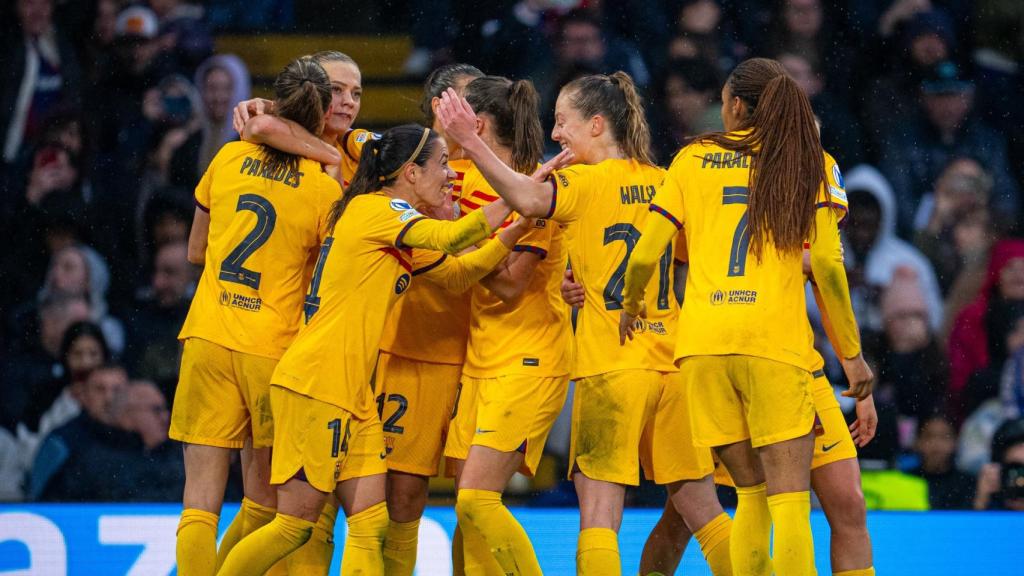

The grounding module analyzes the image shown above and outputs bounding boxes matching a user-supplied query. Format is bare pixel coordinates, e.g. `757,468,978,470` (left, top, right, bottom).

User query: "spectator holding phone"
974,418,1024,511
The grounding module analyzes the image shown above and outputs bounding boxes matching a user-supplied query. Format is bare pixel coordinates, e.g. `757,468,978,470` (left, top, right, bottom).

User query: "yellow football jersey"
272,192,502,418
652,140,848,370
377,159,475,365
462,165,572,379
548,159,677,378
337,128,379,188
178,141,341,359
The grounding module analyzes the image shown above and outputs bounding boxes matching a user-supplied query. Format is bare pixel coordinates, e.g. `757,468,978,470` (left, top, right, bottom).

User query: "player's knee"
387,484,428,521
827,486,868,533
347,501,389,542
455,489,497,527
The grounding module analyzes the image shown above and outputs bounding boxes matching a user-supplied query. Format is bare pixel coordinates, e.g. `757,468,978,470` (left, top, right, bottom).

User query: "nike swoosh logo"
379,451,388,459
821,442,841,452
476,429,496,434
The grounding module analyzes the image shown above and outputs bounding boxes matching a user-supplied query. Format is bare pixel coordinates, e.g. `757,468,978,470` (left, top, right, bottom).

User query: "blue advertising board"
1,505,1021,574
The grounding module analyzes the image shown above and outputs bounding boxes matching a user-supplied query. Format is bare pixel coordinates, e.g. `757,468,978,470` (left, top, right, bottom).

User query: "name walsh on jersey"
620,184,656,205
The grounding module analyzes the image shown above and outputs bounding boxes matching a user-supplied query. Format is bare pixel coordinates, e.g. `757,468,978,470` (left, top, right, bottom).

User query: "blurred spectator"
28,363,127,501
108,379,184,501
761,0,851,97
1,0,82,166
908,416,976,509
880,61,1020,233
914,158,995,295
948,240,1024,422
148,0,213,74
23,321,110,440
165,53,251,189
124,241,195,395
205,0,294,32
778,51,864,166
876,267,947,419
649,57,721,163
973,418,1024,510
841,165,944,334
477,0,560,80
667,0,744,76
972,0,1024,188
0,292,91,434
29,245,126,355
861,10,955,158
1000,319,1024,420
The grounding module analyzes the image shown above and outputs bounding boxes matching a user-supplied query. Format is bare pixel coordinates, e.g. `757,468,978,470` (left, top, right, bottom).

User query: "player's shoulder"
212,140,259,165
342,128,381,159
820,149,848,209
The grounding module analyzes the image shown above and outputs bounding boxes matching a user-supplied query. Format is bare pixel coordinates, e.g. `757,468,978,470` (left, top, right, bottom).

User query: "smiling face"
407,138,456,210
552,89,597,163
321,60,362,140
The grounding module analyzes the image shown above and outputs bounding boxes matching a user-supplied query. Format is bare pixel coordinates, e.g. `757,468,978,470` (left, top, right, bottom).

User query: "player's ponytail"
562,71,655,166
697,57,826,261
464,76,543,174
261,57,332,175
327,124,441,231
420,63,484,125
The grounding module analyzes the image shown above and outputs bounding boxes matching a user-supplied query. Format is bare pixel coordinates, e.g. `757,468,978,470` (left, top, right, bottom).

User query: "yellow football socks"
694,512,733,576
576,527,620,576
732,483,771,576
215,498,277,570
285,498,339,575
767,491,814,576
339,501,389,576
383,518,421,576
834,569,875,576
176,508,218,576
217,512,314,576
456,489,542,576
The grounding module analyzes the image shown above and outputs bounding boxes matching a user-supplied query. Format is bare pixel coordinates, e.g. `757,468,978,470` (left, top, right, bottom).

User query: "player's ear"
590,114,604,138
475,116,485,136
431,96,441,118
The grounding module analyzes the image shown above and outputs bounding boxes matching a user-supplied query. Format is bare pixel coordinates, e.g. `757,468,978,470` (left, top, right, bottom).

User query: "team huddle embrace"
170,52,877,576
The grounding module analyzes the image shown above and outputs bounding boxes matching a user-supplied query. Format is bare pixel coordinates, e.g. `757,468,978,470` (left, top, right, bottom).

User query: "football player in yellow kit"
374,63,483,576
437,72,731,576
619,58,873,576
233,51,376,188
217,124,532,576
170,57,339,576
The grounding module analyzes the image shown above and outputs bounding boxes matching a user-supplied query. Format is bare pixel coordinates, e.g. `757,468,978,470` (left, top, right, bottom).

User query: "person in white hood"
842,164,944,333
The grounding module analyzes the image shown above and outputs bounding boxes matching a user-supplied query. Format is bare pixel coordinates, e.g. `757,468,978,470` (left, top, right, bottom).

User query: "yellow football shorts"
810,373,857,468
268,385,386,493
681,354,815,449
570,369,714,486
169,337,277,449
445,374,568,476
376,352,462,476
444,377,481,476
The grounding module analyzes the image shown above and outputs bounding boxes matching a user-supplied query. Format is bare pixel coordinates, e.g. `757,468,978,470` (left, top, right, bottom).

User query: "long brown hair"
562,71,655,166
698,57,826,260
464,76,544,174
260,57,332,174
326,124,440,231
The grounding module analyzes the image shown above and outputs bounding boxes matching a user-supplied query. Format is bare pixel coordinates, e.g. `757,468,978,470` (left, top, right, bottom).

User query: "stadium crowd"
1,0,1023,514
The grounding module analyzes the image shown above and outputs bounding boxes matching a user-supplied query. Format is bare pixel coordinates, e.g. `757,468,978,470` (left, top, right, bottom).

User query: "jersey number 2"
722,186,750,277
603,223,672,311
219,194,277,289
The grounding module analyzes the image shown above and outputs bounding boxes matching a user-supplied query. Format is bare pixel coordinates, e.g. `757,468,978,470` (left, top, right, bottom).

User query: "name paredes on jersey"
219,289,262,312
710,289,758,305
700,151,750,169
620,184,656,205
239,156,304,188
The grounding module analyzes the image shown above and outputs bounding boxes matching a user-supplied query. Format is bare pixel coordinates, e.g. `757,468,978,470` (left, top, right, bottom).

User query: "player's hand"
561,269,585,308
437,88,479,146
233,98,275,134
840,353,874,400
530,148,576,183
850,394,877,447
498,214,533,247
618,304,646,345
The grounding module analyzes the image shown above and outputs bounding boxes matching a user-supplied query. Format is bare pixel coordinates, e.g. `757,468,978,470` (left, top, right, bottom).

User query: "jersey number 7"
603,223,672,311
723,186,750,277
